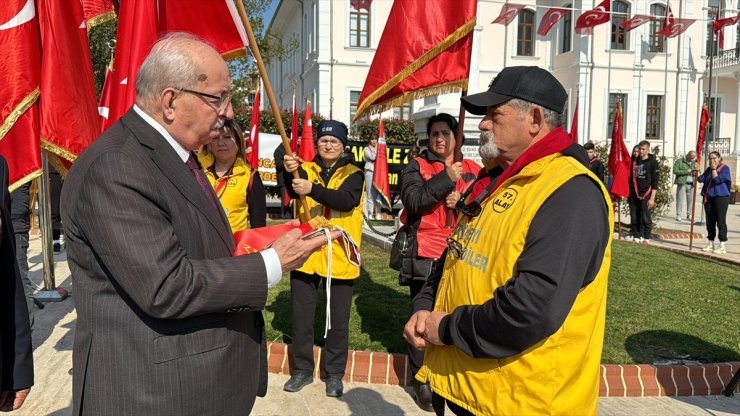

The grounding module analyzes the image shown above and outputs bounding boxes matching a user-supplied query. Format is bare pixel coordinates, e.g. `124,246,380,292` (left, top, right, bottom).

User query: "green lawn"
264,238,740,365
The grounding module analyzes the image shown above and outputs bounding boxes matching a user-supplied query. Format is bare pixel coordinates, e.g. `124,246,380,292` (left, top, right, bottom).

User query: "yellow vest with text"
417,153,613,416
297,161,364,279
198,153,252,233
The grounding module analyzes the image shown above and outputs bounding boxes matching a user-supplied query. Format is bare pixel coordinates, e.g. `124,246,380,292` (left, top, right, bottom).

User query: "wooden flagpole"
234,0,311,223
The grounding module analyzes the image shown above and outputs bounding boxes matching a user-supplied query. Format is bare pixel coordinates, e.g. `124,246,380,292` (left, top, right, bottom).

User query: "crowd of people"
0,32,734,416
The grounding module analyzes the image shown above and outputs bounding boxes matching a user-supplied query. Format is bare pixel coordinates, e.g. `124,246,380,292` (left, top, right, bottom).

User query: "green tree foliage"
88,19,117,97
353,118,416,145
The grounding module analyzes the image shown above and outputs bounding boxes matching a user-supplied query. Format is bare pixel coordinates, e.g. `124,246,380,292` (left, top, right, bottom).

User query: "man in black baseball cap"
405,66,612,415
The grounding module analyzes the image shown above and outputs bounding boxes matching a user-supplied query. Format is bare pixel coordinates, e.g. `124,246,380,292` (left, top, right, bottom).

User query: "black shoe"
53,241,61,253
325,376,344,397
412,381,434,412
283,372,313,392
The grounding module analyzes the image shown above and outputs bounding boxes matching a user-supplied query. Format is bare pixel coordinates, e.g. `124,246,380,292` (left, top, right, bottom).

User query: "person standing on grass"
282,120,364,398
673,150,697,221
583,142,605,184
404,66,612,416
698,151,732,254
628,140,659,244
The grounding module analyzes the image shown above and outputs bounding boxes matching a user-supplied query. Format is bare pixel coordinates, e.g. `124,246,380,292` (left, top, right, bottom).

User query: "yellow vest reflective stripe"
297,161,364,279
417,153,613,416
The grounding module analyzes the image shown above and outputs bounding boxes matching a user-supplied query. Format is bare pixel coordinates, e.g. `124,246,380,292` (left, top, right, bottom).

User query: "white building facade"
266,0,740,180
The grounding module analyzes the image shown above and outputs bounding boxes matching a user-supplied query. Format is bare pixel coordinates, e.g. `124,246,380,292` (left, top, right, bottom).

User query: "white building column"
734,72,740,154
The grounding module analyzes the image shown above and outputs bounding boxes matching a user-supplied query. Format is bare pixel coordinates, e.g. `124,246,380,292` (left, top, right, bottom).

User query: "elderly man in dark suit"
0,155,34,412
61,33,334,416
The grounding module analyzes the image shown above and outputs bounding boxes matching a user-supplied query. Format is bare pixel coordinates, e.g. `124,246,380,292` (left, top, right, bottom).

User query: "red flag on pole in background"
619,15,654,32
82,0,115,29
373,120,391,211
660,18,696,38
537,7,568,37
355,0,476,120
101,0,249,131
38,0,100,173
575,0,610,35
696,104,710,161
607,103,631,200
299,100,315,162
492,4,526,25
350,0,372,12
247,89,260,170
0,0,42,189
570,100,579,143
657,5,674,36
98,61,113,131
290,93,299,155
713,15,740,50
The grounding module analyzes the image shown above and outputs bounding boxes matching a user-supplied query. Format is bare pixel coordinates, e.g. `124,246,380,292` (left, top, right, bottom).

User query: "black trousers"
705,196,729,242
407,280,426,376
14,231,34,326
628,193,652,239
289,270,354,377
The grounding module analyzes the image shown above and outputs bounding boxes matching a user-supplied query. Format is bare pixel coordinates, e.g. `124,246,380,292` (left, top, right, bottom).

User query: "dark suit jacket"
61,110,269,416
0,156,33,393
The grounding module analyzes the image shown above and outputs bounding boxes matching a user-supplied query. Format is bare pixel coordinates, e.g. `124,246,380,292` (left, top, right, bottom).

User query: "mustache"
480,130,493,143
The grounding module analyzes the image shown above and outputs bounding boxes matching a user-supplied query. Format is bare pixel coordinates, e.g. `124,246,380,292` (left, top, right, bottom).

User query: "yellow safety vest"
417,153,613,416
198,153,252,233
297,161,364,279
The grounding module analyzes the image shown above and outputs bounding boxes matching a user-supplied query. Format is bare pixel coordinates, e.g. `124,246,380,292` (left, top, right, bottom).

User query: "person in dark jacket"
398,113,479,412
583,142,605,183
628,140,660,244
0,155,34,412
10,183,36,326
274,129,291,219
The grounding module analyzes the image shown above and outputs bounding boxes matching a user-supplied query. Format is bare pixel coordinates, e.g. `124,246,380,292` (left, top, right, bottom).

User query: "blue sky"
262,0,280,30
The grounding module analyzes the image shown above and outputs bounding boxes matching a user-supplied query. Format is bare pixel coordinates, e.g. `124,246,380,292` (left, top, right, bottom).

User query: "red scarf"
467,126,573,203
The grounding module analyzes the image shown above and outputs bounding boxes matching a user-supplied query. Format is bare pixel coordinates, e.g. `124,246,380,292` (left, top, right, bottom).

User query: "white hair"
507,98,563,128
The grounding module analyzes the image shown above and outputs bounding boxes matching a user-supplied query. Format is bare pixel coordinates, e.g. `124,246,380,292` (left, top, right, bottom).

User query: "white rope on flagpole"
323,227,333,339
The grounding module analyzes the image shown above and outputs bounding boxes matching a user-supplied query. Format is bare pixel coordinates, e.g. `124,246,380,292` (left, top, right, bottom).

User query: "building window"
349,90,361,125
608,93,627,138
393,101,413,120
517,9,535,56
349,5,370,48
645,95,663,140
611,1,630,50
649,4,665,52
560,6,572,54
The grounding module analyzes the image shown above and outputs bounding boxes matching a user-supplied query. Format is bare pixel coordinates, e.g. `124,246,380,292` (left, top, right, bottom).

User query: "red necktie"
185,154,219,211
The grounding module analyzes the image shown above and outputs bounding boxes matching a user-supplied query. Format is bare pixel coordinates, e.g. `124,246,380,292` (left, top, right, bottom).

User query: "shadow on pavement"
339,387,405,416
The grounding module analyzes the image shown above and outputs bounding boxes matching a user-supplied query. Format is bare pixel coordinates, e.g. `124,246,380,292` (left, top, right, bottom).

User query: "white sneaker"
676,217,681,221
634,237,644,244
624,235,634,241
702,244,714,252
713,247,727,254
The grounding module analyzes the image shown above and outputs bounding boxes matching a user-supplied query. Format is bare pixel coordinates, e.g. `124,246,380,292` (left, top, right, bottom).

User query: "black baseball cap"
461,66,567,115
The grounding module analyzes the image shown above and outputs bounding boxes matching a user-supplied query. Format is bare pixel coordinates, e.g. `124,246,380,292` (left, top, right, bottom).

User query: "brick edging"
653,232,704,239
654,244,740,267
266,342,739,397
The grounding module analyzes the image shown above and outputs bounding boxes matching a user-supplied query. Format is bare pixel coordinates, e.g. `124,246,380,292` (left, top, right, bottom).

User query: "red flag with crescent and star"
0,0,42,189
660,18,696,38
575,0,610,35
607,103,630,200
713,14,740,50
373,120,392,211
350,0,372,12
537,7,568,37
355,0,476,120
619,14,654,32
492,3,526,26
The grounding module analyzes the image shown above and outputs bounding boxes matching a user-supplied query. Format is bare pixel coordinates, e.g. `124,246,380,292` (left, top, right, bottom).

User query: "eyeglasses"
446,236,466,259
177,88,232,112
459,201,482,218
317,139,343,147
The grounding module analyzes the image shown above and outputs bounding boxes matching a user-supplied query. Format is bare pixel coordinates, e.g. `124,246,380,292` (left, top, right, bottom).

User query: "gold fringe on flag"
0,88,40,141
222,47,248,61
86,11,116,31
44,150,71,178
8,170,41,194
360,80,469,118
41,140,78,166
354,17,476,121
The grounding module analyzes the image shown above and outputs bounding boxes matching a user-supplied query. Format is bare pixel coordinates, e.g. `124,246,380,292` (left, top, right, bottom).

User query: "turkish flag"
247,89,260,170
0,0,42,188
537,7,568,37
660,18,696,38
607,103,630,200
299,100,315,162
696,105,710,161
350,0,372,12
619,15,653,32
713,15,740,49
570,100,579,144
575,0,610,35
38,0,100,171
373,120,391,211
492,3,526,26
81,0,115,29
98,62,113,131
356,0,476,120
290,93,299,155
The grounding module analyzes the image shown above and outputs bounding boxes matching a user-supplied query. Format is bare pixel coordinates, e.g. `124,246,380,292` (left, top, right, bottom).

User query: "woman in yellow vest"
198,120,266,232
281,120,364,398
